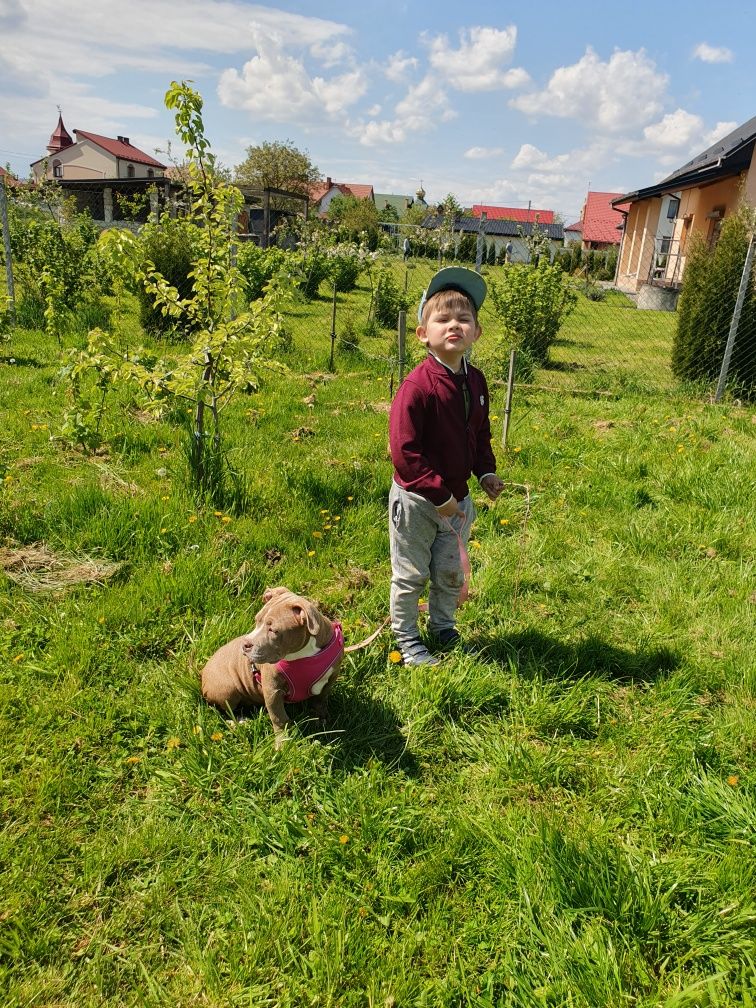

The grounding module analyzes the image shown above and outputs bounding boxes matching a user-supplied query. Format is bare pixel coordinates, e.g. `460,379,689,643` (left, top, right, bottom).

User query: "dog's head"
241,587,328,664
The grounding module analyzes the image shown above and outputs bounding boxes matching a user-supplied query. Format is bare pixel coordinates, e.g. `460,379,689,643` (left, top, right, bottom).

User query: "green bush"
488,261,577,364
374,267,411,328
136,216,201,335
673,208,756,395
328,249,363,293
236,243,293,301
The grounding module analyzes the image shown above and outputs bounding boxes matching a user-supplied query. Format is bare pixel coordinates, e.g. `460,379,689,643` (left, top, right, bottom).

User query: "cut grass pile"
1,267,754,1007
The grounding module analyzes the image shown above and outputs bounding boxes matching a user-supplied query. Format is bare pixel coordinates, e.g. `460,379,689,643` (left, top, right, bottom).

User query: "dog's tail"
344,616,391,653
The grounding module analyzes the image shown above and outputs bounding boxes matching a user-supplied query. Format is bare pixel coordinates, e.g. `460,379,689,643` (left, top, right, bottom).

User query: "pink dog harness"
265,622,344,703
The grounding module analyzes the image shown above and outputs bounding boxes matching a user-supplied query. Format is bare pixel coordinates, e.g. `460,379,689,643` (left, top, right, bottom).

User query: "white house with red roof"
471,204,555,225
31,114,166,183
308,177,375,217
569,191,629,251
0,166,21,188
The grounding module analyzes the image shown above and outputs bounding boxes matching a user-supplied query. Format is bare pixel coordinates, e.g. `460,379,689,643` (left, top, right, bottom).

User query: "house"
471,204,555,225
375,193,414,218
308,177,375,217
563,220,583,245
0,166,21,189
570,191,628,250
421,214,564,263
30,113,178,225
613,115,756,301
31,114,166,182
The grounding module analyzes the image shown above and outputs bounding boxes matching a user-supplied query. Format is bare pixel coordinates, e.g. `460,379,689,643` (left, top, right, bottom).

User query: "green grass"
1,264,755,1007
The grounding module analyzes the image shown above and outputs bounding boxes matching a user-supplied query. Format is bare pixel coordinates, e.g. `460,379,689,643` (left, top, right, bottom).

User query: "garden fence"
2,179,755,426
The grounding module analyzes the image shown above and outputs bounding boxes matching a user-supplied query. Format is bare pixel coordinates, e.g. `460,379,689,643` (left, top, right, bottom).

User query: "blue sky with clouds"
1,0,754,221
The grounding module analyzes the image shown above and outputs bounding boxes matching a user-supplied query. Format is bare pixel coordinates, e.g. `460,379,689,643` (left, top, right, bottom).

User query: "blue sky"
1,0,754,221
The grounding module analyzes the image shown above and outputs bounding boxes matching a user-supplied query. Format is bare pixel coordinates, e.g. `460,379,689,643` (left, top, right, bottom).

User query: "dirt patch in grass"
0,542,123,592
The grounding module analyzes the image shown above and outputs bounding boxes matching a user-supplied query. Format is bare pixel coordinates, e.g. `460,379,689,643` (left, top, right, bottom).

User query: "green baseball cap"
418,266,487,322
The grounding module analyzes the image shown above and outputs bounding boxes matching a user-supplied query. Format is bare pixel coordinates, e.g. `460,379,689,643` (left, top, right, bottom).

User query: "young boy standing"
389,267,505,665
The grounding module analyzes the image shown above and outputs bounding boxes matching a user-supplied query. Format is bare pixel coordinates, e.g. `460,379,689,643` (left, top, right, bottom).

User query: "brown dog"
201,587,343,748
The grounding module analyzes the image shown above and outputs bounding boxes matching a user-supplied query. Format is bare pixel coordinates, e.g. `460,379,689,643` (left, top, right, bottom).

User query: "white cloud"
701,120,738,148
641,109,703,149
464,146,505,159
511,46,667,131
425,25,530,92
385,50,419,83
353,73,455,146
692,42,734,64
218,27,367,122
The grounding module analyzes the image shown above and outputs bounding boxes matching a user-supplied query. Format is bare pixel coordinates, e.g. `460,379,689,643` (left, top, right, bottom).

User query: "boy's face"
416,294,481,368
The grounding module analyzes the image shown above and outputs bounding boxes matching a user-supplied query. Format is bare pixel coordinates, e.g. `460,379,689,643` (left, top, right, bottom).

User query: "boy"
388,267,505,665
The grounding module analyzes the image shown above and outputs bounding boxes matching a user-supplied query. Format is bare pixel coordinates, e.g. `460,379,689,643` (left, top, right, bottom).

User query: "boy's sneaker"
399,639,441,666
433,627,461,650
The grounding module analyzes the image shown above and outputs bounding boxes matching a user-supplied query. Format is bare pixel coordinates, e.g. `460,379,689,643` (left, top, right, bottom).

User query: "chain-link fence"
2,178,754,416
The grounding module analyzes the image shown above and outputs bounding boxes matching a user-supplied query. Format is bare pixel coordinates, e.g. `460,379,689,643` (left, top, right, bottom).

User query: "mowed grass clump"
1,272,754,1008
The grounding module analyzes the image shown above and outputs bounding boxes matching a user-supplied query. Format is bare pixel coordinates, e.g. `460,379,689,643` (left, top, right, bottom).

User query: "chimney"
326,176,332,187
118,136,130,145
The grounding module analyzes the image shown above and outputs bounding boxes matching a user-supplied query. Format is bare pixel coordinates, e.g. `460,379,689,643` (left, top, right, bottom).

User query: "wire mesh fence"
2,177,755,424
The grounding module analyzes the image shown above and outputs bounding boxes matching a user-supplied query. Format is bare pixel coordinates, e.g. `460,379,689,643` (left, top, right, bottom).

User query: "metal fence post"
714,232,755,402
397,310,407,385
502,348,517,449
328,282,337,371
0,180,16,321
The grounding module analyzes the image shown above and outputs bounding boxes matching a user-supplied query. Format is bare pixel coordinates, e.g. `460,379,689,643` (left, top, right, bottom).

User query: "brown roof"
309,179,374,204
74,130,166,169
0,166,21,188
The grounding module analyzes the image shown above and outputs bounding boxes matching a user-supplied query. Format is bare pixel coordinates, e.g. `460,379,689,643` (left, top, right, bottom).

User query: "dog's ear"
263,586,290,602
292,602,321,636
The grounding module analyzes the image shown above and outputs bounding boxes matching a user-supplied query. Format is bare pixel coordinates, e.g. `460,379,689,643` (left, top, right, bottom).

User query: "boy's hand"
480,474,506,501
436,496,465,520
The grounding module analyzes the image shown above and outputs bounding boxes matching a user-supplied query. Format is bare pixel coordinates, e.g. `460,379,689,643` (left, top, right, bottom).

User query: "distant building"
421,213,564,263
0,166,21,188
308,177,374,217
569,191,628,251
471,204,555,225
375,193,414,217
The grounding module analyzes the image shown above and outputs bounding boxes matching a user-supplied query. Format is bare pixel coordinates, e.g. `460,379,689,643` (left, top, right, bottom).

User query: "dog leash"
344,615,392,653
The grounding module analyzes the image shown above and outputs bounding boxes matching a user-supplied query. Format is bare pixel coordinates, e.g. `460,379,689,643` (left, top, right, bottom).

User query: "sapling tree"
61,81,291,507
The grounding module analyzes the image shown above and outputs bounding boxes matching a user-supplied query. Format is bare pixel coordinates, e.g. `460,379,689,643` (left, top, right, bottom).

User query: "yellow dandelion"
334,515,341,521
192,725,202,735
160,527,167,533
221,516,231,523
98,616,105,624
124,756,142,765
339,835,350,844
12,653,24,663
388,650,403,664
323,524,332,530
490,414,499,421
187,515,197,524
500,519,510,525
166,737,181,750
513,446,522,453
308,550,316,557
727,775,739,787
669,426,677,432
320,509,329,515
214,511,224,517
470,540,481,549
312,531,323,538
210,731,223,741
347,496,353,501
161,495,170,500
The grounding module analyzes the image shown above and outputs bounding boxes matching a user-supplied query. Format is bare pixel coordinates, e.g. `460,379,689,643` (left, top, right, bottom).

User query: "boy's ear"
416,324,429,345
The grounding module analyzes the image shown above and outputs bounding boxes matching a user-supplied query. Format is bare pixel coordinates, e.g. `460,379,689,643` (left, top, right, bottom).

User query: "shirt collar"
428,351,468,376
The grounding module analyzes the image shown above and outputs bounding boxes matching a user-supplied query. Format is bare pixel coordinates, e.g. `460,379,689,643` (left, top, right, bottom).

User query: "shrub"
374,267,411,328
488,261,577,364
673,208,756,395
136,216,201,335
236,243,293,301
327,245,364,293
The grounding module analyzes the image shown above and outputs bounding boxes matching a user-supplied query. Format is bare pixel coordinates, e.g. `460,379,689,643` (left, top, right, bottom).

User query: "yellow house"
613,115,756,306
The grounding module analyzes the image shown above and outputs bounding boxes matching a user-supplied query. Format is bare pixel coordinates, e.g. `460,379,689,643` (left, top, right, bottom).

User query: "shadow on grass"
295,690,420,777
0,354,46,368
476,627,681,685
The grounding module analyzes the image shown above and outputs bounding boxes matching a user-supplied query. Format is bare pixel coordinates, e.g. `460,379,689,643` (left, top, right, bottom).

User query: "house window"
147,169,154,178
53,160,62,178
666,196,680,220
127,164,135,178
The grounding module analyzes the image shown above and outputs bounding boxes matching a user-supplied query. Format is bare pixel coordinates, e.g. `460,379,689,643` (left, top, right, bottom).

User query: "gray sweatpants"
389,481,476,644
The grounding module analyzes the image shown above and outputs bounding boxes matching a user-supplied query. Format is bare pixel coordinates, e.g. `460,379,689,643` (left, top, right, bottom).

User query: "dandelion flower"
727,775,739,786
513,446,522,453
339,835,350,844
388,651,403,664
124,756,142,765
500,519,510,526
347,496,353,501
187,515,197,524
210,731,223,742
192,725,202,735
308,550,316,557
12,653,23,663
221,516,231,523
166,737,181,750
312,531,323,539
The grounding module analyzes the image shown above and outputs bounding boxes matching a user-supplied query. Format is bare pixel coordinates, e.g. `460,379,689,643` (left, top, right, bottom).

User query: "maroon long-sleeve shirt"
389,354,497,507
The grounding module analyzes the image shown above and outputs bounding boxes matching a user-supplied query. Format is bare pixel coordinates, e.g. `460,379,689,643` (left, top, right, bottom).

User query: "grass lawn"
1,265,755,1007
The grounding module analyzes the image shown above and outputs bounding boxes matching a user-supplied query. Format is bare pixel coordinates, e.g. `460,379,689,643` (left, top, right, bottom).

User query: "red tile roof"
471,204,554,224
309,179,375,204
564,220,583,232
580,191,629,245
0,166,21,187
74,130,166,169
